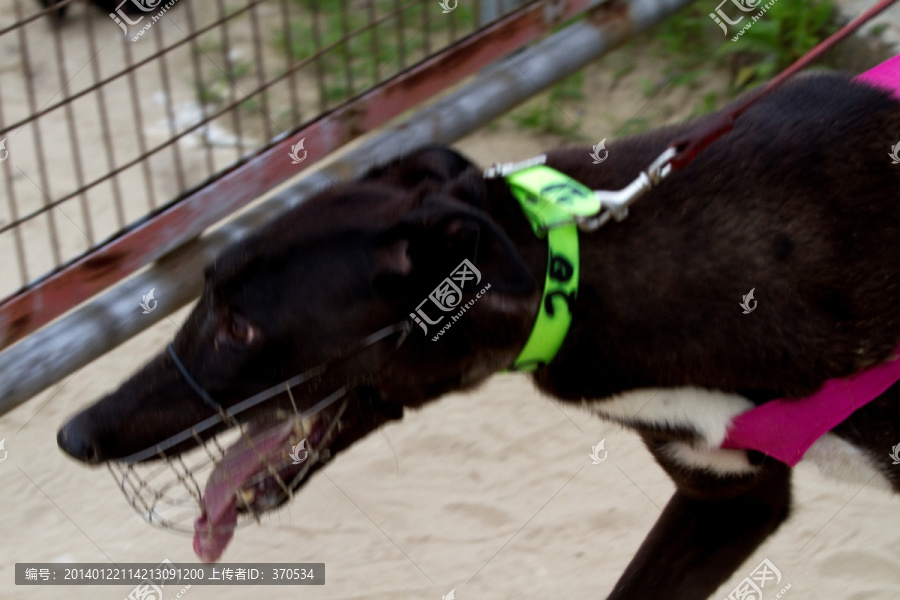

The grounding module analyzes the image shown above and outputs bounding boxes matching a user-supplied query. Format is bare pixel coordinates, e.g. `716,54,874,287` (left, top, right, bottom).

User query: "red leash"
669,0,900,170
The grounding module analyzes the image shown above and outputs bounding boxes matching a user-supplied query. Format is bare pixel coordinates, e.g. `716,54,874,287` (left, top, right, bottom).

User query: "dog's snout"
57,418,104,464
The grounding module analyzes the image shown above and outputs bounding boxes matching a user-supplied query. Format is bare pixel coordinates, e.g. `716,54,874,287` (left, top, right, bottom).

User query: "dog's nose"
57,419,104,464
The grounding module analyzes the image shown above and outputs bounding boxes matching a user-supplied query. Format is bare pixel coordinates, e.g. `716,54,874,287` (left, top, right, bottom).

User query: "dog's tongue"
193,421,296,562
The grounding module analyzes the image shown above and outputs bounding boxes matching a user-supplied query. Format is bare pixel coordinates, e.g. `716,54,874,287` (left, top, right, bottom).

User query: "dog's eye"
225,314,257,345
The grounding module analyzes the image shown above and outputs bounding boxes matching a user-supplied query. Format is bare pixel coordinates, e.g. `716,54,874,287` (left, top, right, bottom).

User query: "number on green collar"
506,166,595,371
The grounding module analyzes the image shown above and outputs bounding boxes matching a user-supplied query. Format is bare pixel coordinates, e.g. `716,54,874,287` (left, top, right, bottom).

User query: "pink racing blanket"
719,57,900,466
721,350,900,465
855,53,900,100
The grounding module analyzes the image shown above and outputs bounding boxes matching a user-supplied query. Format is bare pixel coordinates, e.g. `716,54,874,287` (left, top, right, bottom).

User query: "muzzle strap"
165,321,411,417
167,343,227,416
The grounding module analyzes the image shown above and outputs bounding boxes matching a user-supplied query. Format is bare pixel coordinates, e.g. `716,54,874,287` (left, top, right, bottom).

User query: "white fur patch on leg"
801,433,893,492
584,387,755,446
662,441,758,476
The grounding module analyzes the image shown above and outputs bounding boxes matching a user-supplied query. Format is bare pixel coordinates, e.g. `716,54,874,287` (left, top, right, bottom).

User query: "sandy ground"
3,325,900,600
2,2,900,600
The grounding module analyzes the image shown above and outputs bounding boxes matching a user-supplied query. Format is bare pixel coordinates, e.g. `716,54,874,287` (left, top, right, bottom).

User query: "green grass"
720,1,838,88
654,1,839,104
273,0,475,103
591,0,843,133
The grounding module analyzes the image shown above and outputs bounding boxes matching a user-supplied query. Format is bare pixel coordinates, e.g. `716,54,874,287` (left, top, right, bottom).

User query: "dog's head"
57,146,539,559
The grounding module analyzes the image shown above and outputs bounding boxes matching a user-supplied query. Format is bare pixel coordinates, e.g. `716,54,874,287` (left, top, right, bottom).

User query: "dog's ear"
373,194,536,299
362,146,475,188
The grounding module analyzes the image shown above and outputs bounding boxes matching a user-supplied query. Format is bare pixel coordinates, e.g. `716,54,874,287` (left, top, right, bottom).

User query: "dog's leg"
608,448,791,600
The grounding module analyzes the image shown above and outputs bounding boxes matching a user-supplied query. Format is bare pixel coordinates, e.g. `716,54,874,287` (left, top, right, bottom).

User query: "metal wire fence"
0,0,505,301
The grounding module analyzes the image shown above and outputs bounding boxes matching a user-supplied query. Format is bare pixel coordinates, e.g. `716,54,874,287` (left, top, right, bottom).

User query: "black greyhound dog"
58,71,900,599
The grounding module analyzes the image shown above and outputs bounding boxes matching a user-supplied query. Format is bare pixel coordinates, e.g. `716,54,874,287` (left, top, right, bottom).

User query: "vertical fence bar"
393,0,408,70
15,0,63,266
122,25,158,214
310,1,329,114
368,0,381,83
85,6,128,236
216,0,247,162
279,0,302,127
154,23,188,195
339,2,354,98
248,0,273,142
52,13,94,246
185,0,217,179
0,91,28,288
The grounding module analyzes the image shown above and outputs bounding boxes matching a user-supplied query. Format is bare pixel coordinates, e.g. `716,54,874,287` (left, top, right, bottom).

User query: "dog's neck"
477,136,747,402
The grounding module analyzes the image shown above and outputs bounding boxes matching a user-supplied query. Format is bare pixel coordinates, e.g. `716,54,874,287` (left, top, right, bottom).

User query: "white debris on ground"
148,91,244,148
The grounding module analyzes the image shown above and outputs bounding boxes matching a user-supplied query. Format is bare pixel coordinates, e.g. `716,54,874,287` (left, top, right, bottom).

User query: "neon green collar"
506,166,599,371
